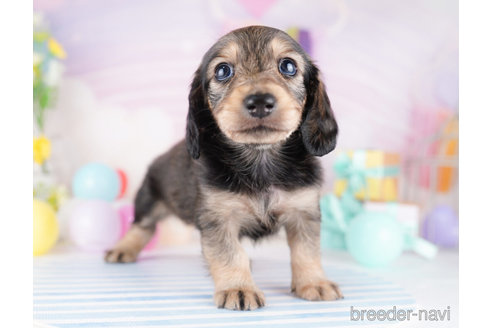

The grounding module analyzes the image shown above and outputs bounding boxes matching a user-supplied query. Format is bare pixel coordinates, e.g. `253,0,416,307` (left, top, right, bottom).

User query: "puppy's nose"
243,93,276,118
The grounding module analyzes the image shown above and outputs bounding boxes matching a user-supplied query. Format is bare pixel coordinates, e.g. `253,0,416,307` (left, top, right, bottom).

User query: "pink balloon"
144,230,160,251
117,204,160,251
118,204,134,239
69,200,121,252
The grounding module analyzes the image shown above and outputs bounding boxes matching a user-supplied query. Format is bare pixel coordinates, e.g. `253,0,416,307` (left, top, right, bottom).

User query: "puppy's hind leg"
105,177,168,263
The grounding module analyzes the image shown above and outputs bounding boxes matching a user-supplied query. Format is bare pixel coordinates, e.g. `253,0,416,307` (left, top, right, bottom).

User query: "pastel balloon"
346,212,404,267
422,205,458,248
116,168,128,199
56,198,83,241
144,231,160,251
69,200,121,252
118,204,134,239
72,163,120,201
118,204,159,251
34,198,59,256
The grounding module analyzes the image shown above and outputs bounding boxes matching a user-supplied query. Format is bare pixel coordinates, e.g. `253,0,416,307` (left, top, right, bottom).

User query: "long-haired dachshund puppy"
105,25,342,310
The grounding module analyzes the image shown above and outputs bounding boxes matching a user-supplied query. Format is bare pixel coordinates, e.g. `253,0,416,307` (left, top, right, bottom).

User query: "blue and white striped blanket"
34,249,415,327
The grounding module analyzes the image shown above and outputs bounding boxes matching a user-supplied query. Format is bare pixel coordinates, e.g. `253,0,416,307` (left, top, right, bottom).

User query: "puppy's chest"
203,186,320,239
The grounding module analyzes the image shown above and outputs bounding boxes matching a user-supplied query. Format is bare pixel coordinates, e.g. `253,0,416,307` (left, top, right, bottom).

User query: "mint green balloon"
72,163,120,202
346,212,404,267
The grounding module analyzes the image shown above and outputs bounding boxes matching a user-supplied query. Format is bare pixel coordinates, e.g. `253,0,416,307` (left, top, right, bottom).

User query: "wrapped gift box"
334,150,400,202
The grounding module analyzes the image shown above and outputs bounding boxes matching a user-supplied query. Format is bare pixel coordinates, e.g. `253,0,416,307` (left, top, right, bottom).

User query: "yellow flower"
33,136,51,164
48,37,66,59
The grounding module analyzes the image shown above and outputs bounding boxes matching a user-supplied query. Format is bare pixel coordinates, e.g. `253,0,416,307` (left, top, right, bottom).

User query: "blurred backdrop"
33,0,458,251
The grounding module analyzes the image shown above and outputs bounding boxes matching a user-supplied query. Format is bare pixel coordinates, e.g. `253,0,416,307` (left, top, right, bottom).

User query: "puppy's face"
187,26,338,158
204,30,307,144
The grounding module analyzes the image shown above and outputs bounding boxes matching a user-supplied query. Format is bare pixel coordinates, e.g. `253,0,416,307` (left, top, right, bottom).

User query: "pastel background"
35,0,458,199
32,3,459,326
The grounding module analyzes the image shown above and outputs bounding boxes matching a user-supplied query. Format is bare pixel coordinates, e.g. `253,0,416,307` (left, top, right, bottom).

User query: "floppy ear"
300,65,338,156
186,71,206,159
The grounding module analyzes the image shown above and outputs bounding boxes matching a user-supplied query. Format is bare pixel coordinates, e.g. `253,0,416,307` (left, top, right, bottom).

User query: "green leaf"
38,83,52,109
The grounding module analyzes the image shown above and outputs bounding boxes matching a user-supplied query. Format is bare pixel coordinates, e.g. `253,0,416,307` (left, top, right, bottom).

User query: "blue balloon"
72,163,120,201
346,212,404,268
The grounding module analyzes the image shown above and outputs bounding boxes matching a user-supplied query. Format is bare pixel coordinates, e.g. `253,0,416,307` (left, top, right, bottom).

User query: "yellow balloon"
33,199,59,256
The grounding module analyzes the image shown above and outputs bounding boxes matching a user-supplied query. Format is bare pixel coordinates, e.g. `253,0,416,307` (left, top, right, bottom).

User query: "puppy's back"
144,140,200,224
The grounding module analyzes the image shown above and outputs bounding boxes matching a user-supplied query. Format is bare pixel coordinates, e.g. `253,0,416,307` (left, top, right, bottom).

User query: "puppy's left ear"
300,65,338,156
186,70,206,159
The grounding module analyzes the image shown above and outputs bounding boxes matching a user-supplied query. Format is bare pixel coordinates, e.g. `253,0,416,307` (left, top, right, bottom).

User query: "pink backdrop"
35,0,458,197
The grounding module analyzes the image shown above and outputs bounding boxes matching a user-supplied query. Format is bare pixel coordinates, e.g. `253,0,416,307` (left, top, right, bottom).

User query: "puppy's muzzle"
243,93,277,119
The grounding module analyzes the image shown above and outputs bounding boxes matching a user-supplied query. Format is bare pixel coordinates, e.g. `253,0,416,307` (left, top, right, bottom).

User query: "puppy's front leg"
200,219,265,310
286,217,343,301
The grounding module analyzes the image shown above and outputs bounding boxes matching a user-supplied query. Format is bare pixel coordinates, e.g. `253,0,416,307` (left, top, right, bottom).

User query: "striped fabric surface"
34,249,415,327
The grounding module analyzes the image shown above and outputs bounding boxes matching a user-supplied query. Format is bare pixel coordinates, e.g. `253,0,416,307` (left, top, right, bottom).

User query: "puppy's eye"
278,58,297,77
215,63,234,81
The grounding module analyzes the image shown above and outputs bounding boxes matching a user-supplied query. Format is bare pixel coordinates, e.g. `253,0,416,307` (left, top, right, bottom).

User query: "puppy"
105,25,342,310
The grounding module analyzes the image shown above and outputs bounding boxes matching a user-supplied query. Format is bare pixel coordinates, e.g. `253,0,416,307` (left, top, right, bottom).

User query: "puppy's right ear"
186,70,206,159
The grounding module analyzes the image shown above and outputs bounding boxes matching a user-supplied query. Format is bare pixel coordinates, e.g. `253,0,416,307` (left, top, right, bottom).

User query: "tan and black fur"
105,26,342,310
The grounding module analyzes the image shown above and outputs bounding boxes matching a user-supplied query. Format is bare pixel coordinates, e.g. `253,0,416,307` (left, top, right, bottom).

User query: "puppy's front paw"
215,288,265,310
293,280,343,301
104,247,138,263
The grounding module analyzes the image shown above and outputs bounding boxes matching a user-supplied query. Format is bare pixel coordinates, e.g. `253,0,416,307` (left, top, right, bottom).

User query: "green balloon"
346,212,404,267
